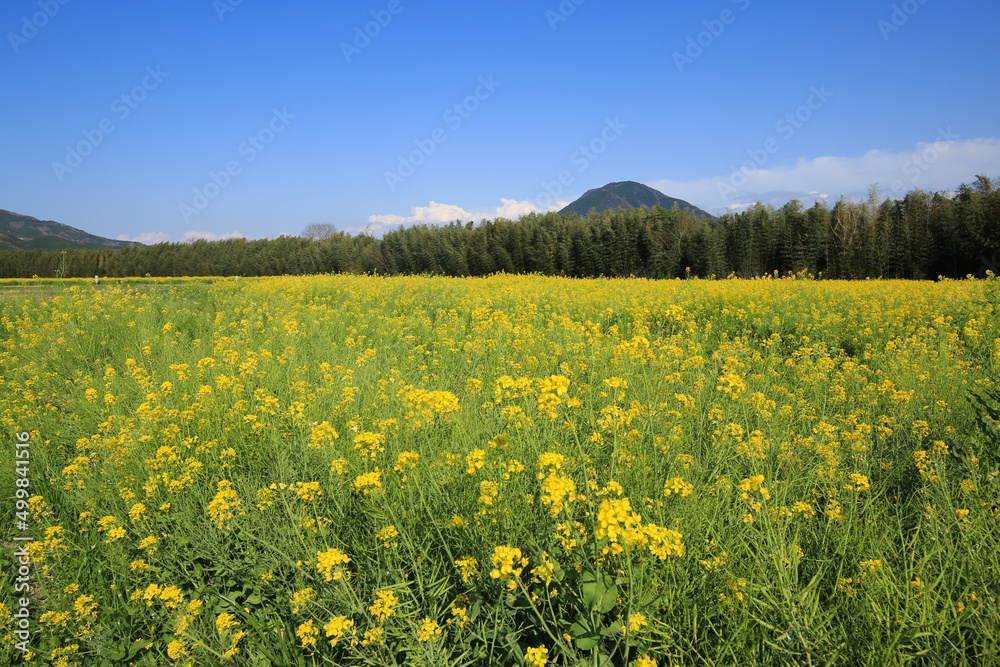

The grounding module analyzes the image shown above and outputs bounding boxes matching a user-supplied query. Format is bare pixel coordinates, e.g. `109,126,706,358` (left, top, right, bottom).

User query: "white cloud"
180,230,246,243
648,136,1000,214
364,197,567,235
116,230,247,244
117,232,170,244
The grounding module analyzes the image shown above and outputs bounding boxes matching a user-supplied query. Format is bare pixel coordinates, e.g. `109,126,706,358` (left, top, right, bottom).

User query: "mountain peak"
559,181,714,219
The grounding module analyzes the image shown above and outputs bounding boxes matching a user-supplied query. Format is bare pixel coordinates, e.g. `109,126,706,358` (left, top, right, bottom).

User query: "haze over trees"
1,176,997,280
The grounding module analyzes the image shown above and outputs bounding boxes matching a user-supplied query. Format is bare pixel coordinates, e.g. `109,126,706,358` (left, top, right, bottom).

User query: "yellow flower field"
1,274,999,666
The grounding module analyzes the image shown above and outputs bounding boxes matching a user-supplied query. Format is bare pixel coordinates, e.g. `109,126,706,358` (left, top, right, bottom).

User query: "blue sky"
2,0,999,243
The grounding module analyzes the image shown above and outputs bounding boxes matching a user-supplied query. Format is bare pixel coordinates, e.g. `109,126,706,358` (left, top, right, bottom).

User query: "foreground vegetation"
2,274,999,666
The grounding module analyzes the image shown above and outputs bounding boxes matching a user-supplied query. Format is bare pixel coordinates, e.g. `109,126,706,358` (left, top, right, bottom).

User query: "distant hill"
0,209,137,251
559,181,715,220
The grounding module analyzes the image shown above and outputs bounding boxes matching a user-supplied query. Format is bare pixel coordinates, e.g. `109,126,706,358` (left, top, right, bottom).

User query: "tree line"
2,176,997,281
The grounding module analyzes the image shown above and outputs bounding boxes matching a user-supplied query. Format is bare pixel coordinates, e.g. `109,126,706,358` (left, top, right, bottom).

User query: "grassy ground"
0,277,221,301
1,274,998,666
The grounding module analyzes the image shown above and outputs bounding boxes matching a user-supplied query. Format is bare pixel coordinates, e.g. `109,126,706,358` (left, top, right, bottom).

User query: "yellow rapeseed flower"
289,588,314,614
525,645,548,667
353,470,382,495
368,590,398,622
324,615,356,647
316,548,351,581
297,619,318,648
417,618,442,642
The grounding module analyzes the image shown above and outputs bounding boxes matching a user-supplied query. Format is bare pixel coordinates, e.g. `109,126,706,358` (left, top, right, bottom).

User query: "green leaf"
581,569,617,614
504,592,531,610
505,635,525,662
569,619,590,636
126,638,154,658
601,620,622,637
570,618,601,651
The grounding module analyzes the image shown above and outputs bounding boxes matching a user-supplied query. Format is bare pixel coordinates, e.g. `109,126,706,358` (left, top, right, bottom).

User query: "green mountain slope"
559,181,715,219
0,209,138,250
